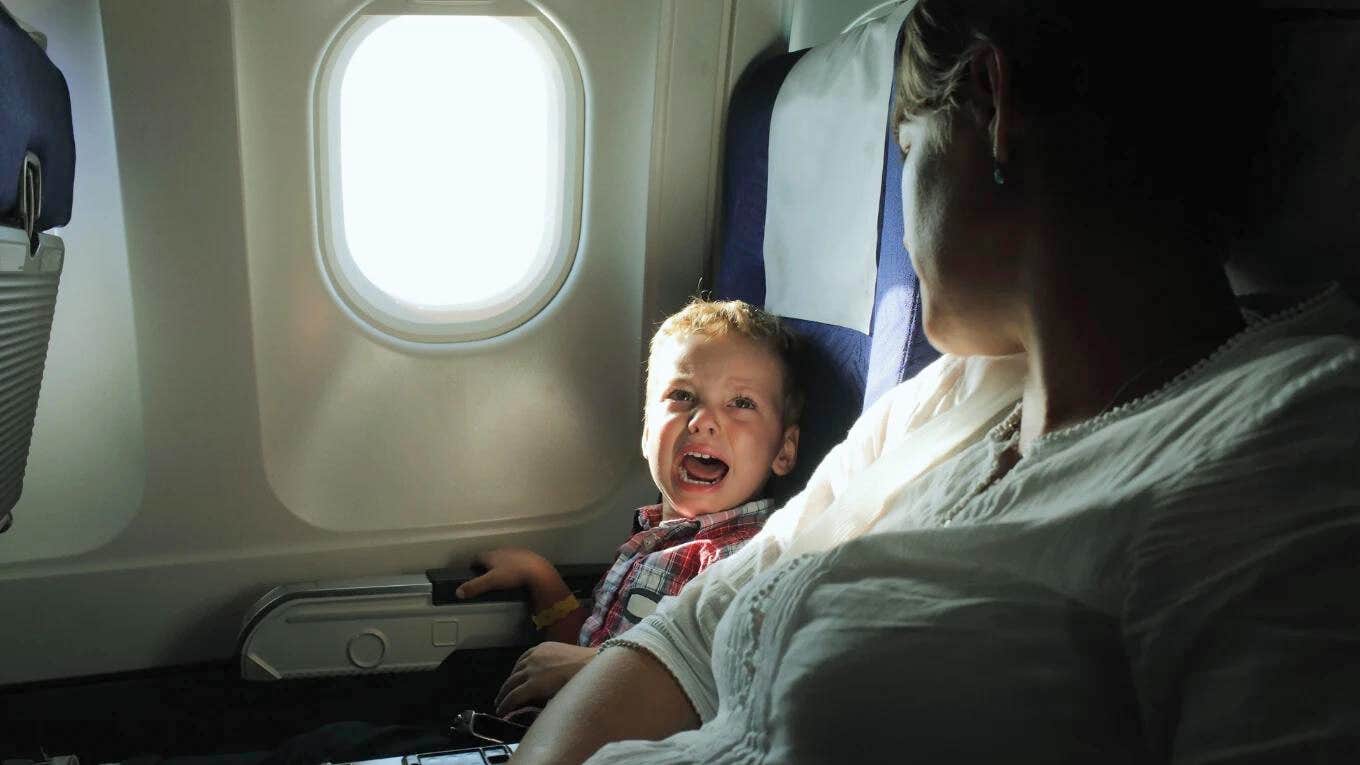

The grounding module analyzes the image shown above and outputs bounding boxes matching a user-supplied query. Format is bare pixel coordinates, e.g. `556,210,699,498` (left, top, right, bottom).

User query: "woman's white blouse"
590,286,1360,764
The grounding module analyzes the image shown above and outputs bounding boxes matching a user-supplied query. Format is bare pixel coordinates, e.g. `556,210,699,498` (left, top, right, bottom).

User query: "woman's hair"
894,0,1270,251
650,298,805,428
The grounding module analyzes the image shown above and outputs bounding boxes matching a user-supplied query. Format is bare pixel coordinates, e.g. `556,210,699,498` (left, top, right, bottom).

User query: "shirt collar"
636,497,775,532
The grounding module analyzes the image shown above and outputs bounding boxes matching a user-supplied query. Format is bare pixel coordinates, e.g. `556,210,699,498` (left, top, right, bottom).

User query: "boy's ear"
640,421,649,459
770,425,799,477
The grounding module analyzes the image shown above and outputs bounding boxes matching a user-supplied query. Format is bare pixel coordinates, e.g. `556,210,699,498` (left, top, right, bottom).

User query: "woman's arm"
1125,346,1360,761
511,645,700,765
1166,535,1360,762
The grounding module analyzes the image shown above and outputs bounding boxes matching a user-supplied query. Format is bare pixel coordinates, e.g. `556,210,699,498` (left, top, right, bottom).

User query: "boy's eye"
667,389,694,403
731,396,757,410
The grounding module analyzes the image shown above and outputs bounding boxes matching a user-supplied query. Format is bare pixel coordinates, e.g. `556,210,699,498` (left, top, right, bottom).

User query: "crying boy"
456,298,803,713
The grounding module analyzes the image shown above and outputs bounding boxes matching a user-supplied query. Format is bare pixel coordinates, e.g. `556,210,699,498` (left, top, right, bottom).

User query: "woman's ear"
770,425,800,477
968,44,1015,165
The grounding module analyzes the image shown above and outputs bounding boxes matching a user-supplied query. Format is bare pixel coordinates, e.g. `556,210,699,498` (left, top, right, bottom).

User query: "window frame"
312,0,585,345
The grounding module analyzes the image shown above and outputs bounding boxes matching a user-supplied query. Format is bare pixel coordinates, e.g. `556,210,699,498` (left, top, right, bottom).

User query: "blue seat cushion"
717,51,870,502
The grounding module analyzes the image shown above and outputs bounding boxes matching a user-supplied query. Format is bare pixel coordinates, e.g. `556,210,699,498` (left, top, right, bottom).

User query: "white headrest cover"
762,1,917,333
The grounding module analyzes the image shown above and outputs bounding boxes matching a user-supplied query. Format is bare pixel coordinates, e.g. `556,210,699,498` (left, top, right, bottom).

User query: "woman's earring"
993,161,1006,186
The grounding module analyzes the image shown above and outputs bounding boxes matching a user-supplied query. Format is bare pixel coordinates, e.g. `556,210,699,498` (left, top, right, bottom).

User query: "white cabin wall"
644,0,790,337
232,1,654,534
0,0,789,685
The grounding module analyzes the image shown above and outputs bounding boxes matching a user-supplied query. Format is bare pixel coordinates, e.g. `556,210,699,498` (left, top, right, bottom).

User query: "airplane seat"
714,15,938,503
0,2,76,534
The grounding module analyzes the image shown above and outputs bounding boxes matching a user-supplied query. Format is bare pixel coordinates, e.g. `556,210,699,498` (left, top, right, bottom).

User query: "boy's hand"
495,641,597,715
456,548,558,600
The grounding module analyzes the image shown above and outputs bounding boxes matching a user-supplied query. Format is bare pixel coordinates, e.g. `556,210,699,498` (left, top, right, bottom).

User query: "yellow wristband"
531,593,580,630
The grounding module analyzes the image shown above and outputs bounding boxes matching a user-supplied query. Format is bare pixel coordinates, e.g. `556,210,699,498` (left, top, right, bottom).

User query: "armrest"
238,564,613,681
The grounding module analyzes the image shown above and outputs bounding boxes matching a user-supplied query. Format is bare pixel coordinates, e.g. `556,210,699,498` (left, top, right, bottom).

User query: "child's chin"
671,495,725,517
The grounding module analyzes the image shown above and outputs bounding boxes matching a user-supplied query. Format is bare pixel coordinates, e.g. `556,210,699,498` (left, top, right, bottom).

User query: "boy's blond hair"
648,298,804,427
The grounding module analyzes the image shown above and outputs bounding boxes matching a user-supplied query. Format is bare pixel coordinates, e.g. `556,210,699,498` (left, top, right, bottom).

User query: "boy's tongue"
683,454,728,482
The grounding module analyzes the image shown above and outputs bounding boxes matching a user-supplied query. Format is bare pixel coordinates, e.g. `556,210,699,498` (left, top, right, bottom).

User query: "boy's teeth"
680,451,728,485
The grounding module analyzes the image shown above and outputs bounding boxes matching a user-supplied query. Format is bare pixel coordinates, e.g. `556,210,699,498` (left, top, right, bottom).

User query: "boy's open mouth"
679,451,729,486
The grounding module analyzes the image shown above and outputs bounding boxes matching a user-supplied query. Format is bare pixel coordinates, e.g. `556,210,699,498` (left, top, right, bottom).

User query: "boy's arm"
531,572,587,644
456,548,585,641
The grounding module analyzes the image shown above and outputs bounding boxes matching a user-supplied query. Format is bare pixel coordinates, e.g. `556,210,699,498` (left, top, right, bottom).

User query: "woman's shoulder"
1233,283,1358,355
874,353,1026,434
1189,285,1359,416
1034,287,1357,504
1129,287,1360,506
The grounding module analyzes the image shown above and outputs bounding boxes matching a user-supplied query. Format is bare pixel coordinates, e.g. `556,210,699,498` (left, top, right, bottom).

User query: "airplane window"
317,12,583,343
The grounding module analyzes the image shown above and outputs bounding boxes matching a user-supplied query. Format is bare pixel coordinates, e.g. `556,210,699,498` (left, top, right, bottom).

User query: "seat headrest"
762,2,915,334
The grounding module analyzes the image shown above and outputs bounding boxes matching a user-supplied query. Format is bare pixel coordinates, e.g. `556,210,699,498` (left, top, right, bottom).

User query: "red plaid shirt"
578,498,776,648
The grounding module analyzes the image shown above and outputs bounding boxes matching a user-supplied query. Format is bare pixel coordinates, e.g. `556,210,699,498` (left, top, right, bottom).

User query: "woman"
515,1,1360,762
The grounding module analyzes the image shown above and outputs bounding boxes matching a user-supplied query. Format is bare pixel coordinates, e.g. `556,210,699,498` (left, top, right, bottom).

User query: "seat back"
715,24,938,500
0,6,74,532
0,5,75,237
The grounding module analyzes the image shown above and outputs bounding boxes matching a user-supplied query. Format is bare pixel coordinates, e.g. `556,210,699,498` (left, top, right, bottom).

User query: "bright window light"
319,13,582,342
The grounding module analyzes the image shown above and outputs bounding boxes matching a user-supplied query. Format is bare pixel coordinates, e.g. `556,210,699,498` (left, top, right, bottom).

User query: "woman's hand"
512,645,700,765
455,548,559,600
495,641,596,715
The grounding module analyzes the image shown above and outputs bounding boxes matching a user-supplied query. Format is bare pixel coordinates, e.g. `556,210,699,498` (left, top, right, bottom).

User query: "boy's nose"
688,407,719,435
